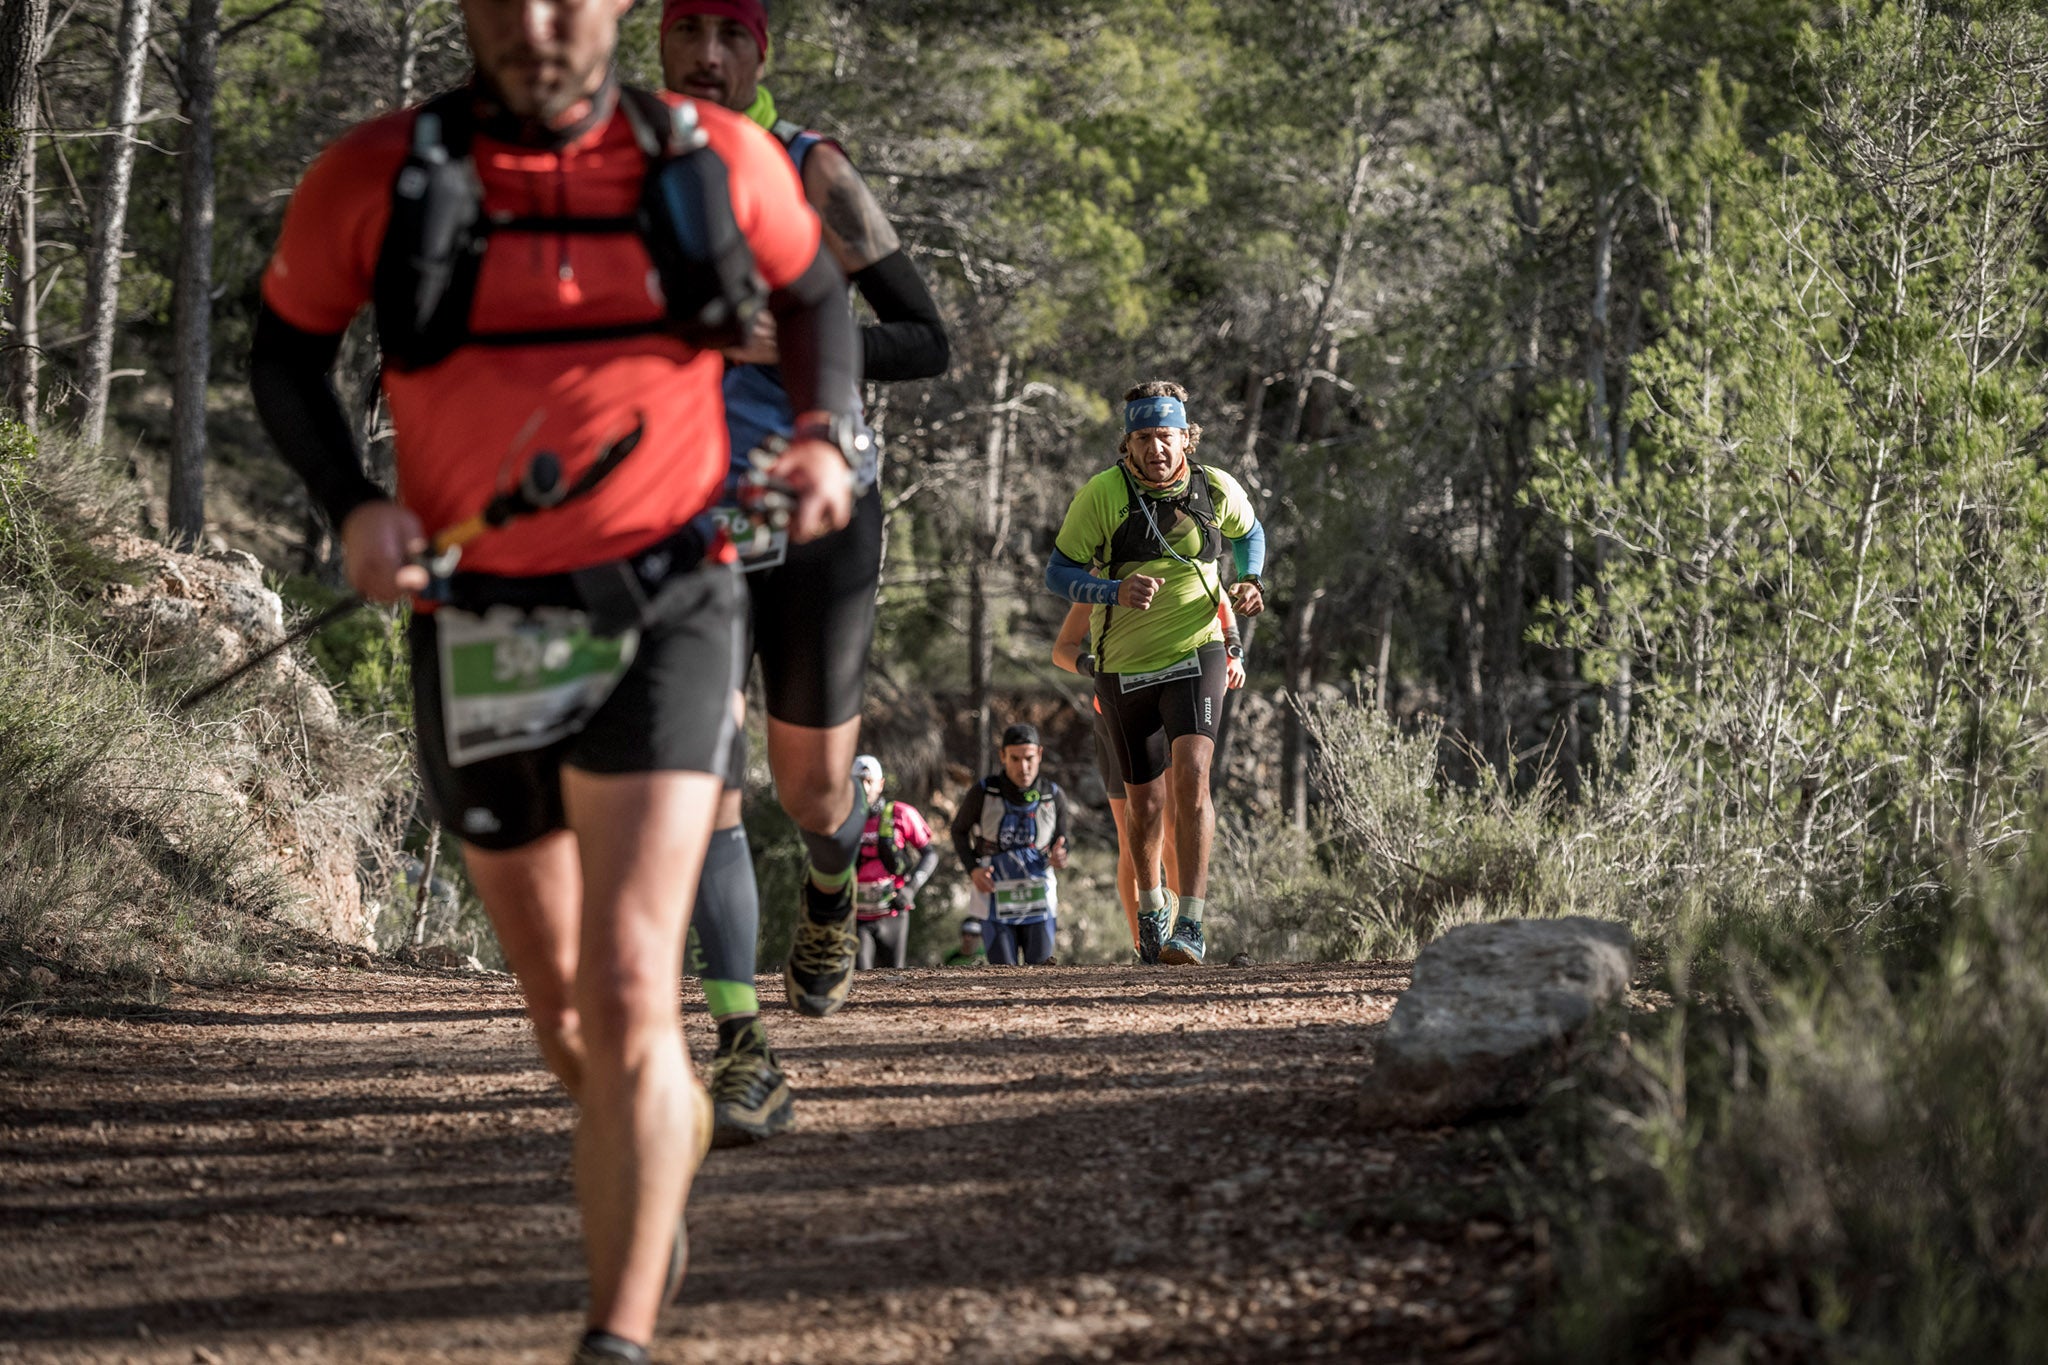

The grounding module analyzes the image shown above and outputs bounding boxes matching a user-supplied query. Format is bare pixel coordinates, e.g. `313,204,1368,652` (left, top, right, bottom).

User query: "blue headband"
1124,395,1188,433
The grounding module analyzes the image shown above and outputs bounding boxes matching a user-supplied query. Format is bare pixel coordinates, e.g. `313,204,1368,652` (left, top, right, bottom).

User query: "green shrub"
1533,820,2048,1363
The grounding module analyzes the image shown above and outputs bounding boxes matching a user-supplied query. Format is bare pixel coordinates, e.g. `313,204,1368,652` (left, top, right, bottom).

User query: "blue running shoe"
1137,910,1170,965
1159,918,1206,965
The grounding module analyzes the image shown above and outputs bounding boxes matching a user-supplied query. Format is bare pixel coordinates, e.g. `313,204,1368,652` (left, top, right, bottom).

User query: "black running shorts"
411,560,746,851
1094,700,1164,801
719,483,882,791
1094,642,1228,787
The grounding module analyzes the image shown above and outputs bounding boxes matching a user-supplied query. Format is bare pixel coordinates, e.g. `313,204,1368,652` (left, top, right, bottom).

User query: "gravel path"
0,960,1537,1363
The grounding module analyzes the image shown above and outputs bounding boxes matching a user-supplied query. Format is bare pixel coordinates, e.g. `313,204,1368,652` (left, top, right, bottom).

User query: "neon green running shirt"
1053,462,1256,676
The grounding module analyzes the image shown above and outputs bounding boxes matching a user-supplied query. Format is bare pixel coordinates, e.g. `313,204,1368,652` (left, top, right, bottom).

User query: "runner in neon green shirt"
1044,380,1266,966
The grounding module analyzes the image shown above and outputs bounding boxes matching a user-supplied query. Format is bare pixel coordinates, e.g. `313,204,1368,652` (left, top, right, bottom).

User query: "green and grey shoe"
1159,917,1206,966
783,879,859,1017
706,1015,794,1148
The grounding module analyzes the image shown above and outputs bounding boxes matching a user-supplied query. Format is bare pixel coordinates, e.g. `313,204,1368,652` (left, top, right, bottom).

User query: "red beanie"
659,0,768,57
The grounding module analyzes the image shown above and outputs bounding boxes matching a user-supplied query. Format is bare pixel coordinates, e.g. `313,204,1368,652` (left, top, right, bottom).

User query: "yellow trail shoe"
783,878,859,1017
706,1015,794,1148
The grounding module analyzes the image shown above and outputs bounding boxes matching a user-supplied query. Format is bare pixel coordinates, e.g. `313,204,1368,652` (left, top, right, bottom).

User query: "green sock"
1179,896,1206,925
1138,886,1165,916
704,979,759,1018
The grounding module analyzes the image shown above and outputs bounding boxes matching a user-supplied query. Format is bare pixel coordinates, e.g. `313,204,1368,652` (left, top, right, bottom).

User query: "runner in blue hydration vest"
950,724,1070,966
660,0,950,1149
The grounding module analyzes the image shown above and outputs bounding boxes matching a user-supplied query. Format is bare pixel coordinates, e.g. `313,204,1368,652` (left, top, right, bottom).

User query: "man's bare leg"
771,714,874,1017
765,714,862,869
465,831,586,1096
561,767,721,1346
1168,736,1215,901
1108,796,1138,948
1158,735,1216,964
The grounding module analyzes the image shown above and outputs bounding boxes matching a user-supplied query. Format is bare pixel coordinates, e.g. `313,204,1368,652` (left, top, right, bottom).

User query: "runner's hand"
1049,836,1069,870
1226,655,1246,690
340,501,429,603
771,438,855,543
970,866,995,894
1118,574,1162,609
1229,580,1265,617
722,311,779,366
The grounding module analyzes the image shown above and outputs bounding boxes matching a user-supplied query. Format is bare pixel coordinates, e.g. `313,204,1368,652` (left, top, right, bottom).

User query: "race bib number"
991,876,1053,923
708,503,788,574
1119,651,1203,694
437,606,637,767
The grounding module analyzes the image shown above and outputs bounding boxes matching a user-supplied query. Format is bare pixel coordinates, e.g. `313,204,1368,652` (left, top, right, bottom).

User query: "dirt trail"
0,960,1537,1364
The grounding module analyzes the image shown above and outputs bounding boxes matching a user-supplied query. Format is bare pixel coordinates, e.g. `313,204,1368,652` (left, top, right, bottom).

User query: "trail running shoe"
1159,917,1206,966
706,1016,794,1148
783,879,859,1017
1137,910,1171,965
571,1331,651,1365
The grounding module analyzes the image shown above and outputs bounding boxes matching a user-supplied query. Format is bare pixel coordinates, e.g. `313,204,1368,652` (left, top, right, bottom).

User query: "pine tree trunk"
969,351,1010,765
1283,588,1325,830
0,0,48,242
168,0,221,547
8,142,36,429
77,0,153,447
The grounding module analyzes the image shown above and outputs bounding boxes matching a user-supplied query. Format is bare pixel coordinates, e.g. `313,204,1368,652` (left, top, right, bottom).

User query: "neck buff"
1124,452,1192,500
743,84,777,131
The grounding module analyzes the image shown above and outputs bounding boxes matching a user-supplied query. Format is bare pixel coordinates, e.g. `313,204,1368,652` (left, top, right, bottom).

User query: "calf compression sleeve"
691,825,761,1018
802,780,868,906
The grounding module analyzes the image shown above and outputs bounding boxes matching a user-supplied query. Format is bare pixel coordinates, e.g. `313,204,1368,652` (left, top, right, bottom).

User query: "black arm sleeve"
249,305,387,529
1051,785,1069,845
950,783,986,872
768,245,861,420
850,249,948,382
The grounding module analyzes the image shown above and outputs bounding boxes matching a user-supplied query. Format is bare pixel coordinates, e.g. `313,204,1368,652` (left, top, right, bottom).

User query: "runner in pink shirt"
851,756,939,969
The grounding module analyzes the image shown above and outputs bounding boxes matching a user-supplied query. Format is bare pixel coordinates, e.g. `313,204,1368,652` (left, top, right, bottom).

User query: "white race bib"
991,876,1054,922
437,606,637,767
708,503,789,574
1119,651,1203,694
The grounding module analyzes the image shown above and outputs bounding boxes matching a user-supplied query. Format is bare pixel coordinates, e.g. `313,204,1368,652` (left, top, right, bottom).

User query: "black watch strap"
792,410,871,470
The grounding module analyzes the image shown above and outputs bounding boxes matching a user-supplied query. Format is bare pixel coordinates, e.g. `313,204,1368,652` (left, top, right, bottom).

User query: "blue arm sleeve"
1046,549,1121,605
1231,520,1267,578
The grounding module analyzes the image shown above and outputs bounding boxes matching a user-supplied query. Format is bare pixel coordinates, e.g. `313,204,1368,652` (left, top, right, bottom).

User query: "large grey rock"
1373,916,1634,1123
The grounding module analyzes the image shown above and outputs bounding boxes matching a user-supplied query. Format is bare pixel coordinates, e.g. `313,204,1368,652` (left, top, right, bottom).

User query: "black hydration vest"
1092,460,1228,657
371,85,768,373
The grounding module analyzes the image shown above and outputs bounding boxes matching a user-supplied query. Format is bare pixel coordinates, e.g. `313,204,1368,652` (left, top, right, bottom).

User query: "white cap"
852,755,883,782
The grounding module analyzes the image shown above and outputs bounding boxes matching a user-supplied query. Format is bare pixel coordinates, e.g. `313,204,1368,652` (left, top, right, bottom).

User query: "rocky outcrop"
1371,916,1634,1124
92,530,381,946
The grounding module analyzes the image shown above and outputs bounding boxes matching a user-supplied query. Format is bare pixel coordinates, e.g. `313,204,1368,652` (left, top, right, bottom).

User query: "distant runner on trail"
248,0,861,1353
851,754,940,970
660,0,950,1148
950,724,1070,966
1053,594,1246,957
943,916,989,967
1045,381,1265,966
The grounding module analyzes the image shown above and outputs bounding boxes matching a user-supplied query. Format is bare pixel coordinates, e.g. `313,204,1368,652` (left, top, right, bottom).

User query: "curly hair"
1118,379,1202,458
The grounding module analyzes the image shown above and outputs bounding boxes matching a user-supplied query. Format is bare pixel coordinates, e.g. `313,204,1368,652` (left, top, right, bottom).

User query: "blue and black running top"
722,122,880,494
948,774,1067,925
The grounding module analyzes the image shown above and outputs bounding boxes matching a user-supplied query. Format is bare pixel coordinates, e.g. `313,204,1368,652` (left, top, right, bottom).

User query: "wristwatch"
1226,643,1246,660
791,410,872,470
1237,573,1263,592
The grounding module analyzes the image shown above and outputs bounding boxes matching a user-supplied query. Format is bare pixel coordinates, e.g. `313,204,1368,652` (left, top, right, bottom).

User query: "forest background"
6,0,2048,1356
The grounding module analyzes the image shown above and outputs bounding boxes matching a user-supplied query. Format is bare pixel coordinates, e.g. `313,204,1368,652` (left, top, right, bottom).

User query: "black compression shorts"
411,560,746,851
720,483,882,790
1094,700,1164,801
1094,642,1228,787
